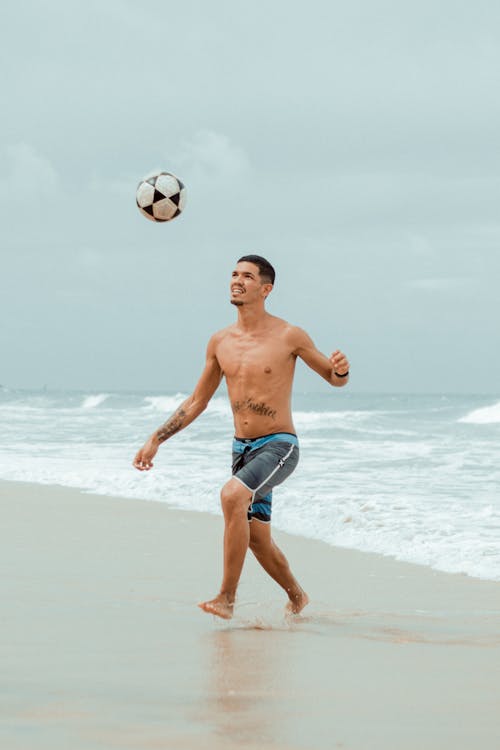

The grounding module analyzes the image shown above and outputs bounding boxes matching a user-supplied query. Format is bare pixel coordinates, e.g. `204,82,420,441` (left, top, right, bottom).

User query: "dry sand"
1,480,499,749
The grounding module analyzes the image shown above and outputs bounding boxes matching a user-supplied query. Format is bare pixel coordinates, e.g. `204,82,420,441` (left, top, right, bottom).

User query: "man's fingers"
331,350,348,363
330,350,349,375
133,453,154,471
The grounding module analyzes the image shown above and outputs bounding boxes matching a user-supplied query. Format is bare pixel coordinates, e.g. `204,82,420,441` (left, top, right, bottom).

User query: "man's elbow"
192,396,210,414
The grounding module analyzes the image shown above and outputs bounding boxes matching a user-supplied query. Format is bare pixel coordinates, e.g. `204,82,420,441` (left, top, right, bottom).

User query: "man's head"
230,254,275,307
237,255,275,285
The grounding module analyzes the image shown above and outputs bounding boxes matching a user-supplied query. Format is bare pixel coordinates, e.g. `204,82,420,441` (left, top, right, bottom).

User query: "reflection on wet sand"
201,625,294,748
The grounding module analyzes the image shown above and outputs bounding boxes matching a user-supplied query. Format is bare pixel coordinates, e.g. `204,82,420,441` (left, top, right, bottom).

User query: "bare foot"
285,589,309,616
198,594,234,620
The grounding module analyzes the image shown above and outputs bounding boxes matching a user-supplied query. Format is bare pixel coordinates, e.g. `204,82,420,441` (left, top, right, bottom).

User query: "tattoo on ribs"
157,407,187,442
232,398,277,420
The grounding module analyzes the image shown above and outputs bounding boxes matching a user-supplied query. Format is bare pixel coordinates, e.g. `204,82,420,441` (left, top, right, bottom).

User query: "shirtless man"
133,255,350,620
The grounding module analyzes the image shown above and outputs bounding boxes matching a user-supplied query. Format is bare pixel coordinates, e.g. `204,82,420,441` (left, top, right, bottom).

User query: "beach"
1,479,499,749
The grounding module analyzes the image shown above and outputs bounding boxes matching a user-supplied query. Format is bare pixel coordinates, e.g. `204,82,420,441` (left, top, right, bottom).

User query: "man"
133,255,349,619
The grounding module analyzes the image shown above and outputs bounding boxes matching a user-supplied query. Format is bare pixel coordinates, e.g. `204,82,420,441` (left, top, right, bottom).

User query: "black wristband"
334,370,349,378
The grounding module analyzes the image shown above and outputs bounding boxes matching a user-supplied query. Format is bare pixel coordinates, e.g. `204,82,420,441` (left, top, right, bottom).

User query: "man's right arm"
133,334,223,471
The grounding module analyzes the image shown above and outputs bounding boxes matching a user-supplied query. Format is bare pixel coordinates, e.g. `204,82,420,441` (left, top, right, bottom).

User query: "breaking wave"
459,401,500,424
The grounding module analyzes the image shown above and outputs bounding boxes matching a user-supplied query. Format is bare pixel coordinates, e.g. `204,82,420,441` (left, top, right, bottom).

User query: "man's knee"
249,535,270,556
249,534,261,553
220,480,250,518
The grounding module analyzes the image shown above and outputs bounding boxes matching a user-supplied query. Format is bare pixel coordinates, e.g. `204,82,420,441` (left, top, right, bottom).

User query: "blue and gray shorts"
231,432,299,523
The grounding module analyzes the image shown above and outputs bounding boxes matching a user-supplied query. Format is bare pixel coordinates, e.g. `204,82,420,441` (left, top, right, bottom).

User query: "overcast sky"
1,0,499,394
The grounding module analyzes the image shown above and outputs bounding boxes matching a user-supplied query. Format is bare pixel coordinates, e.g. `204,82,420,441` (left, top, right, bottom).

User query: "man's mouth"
231,287,244,295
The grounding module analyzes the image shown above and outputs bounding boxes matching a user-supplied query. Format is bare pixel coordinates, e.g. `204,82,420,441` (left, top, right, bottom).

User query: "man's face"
230,262,271,306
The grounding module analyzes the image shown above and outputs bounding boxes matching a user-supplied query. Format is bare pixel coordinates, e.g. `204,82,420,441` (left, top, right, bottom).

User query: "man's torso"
214,315,297,438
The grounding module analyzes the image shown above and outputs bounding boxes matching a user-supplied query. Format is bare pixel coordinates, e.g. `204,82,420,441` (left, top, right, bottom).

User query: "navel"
264,366,272,374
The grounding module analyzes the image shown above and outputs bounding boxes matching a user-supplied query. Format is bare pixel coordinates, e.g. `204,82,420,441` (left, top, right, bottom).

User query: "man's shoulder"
266,317,311,353
270,316,307,340
208,325,236,346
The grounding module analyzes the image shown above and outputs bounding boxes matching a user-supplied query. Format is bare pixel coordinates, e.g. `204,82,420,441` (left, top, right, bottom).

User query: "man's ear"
262,283,273,298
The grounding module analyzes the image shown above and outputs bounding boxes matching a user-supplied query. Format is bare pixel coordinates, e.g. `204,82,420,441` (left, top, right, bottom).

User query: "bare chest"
216,336,292,381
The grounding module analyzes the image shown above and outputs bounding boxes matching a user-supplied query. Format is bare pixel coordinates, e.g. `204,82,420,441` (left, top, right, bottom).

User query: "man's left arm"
290,327,350,387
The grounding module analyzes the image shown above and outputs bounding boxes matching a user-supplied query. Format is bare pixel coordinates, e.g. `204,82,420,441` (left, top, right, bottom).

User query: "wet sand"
1,480,499,749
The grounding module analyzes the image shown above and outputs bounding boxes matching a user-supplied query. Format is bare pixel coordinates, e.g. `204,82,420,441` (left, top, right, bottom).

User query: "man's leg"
248,520,309,614
198,478,252,619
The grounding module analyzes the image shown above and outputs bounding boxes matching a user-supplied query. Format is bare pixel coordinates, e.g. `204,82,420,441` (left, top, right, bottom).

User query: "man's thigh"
232,441,299,497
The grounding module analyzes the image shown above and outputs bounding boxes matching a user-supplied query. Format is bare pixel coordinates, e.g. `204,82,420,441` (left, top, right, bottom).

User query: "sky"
1,0,499,394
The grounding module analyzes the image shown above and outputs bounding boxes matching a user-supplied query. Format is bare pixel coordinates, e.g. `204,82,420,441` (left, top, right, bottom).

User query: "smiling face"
230,261,273,307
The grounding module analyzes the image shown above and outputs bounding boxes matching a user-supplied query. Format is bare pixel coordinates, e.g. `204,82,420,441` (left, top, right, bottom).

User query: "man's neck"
236,304,269,332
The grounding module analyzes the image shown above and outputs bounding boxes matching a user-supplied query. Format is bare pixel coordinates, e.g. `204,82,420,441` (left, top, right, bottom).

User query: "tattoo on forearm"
157,407,187,442
232,398,277,420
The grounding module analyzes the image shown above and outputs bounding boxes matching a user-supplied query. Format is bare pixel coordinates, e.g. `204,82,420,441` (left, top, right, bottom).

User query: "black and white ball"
136,171,186,222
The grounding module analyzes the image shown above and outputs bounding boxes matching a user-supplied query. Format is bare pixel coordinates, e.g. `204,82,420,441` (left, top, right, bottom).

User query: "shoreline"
2,478,500,749
3,476,498,607
2,476,498,585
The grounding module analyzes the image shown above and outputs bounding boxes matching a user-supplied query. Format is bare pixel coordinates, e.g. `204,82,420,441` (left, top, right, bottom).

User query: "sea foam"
81,394,110,409
459,401,500,424
1,390,499,581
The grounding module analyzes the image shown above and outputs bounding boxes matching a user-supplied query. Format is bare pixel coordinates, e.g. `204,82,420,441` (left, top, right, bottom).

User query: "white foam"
1,390,500,582
142,394,187,412
459,401,500,424
142,394,231,417
295,410,375,425
81,394,109,409
205,397,232,417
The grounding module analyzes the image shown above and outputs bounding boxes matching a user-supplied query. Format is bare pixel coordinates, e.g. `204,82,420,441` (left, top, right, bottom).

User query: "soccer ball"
136,171,186,222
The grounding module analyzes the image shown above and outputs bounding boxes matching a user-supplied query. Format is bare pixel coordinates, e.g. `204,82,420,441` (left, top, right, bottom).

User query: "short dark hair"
237,254,275,285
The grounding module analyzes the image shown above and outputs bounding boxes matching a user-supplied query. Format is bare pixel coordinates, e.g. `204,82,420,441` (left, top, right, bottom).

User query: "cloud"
406,278,470,291
407,234,434,257
0,143,59,198
177,130,251,187
89,175,132,196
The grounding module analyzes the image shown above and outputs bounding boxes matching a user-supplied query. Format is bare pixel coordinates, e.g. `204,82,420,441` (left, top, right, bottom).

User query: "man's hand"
133,436,159,471
330,350,350,378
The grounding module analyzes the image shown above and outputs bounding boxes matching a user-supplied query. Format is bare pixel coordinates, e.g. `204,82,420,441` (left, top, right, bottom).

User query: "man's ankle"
219,590,236,603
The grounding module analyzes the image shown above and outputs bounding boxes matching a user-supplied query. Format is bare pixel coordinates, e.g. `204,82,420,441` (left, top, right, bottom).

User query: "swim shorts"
231,432,299,523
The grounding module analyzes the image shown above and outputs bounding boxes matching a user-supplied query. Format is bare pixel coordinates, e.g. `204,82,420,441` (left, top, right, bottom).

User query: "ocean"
1,388,499,581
